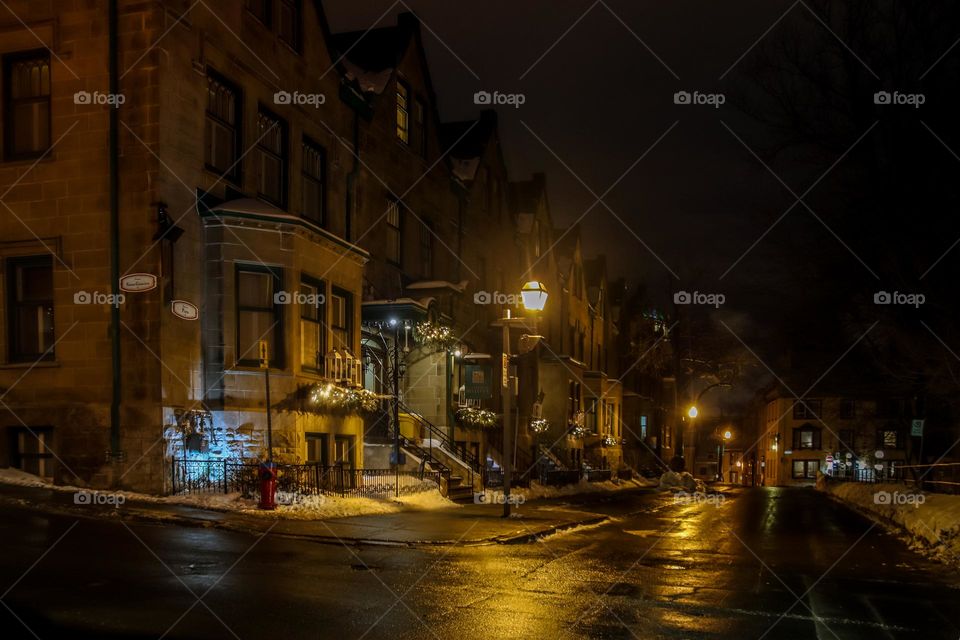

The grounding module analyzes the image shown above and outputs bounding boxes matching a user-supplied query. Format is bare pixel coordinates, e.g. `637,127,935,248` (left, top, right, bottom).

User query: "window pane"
238,271,272,308
6,53,51,158
8,258,54,360
239,311,275,360
396,82,409,143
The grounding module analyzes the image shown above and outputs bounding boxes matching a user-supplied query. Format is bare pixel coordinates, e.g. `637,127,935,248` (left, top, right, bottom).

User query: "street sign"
119,273,157,293
826,454,834,465
911,419,925,436
501,354,509,388
171,300,199,320
259,340,270,369
464,364,492,399
875,450,885,459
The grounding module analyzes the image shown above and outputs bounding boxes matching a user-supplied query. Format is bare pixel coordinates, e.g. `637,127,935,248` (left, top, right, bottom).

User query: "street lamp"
501,282,548,518
680,381,731,473
687,406,699,419
718,428,733,483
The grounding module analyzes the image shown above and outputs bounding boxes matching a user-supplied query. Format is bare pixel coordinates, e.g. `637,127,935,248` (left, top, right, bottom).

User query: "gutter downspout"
109,0,122,459
345,108,359,242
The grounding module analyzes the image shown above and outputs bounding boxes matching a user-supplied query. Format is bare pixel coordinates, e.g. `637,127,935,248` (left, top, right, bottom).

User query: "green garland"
455,407,498,429
308,383,380,415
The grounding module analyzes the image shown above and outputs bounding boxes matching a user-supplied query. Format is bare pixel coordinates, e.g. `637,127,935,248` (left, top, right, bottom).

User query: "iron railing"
170,459,442,499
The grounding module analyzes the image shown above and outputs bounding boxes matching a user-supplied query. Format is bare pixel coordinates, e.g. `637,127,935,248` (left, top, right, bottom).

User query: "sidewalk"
0,482,612,546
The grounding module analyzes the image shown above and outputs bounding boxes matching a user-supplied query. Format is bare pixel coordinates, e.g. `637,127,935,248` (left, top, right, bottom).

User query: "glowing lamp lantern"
687,406,699,419
723,430,733,440
521,281,548,311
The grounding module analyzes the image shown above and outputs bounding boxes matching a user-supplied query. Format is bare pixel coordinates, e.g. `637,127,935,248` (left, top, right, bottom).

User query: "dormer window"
396,81,410,144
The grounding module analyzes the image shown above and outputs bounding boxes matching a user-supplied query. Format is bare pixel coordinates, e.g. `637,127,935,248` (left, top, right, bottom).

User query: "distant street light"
687,406,699,419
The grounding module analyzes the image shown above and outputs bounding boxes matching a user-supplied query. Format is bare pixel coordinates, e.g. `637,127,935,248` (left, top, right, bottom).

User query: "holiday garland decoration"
276,383,380,416
602,434,618,447
455,407,498,429
415,321,458,352
569,424,591,438
530,418,550,433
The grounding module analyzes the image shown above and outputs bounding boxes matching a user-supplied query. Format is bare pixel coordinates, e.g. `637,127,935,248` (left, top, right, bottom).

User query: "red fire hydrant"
258,461,277,510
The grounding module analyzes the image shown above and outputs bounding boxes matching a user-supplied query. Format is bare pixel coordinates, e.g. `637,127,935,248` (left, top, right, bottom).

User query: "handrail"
398,402,483,473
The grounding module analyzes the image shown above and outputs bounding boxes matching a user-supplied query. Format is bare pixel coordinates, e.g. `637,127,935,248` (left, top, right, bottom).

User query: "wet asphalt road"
0,487,957,640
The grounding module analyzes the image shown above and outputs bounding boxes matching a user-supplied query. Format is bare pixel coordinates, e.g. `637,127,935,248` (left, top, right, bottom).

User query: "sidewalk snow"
494,476,657,502
819,479,960,566
0,468,457,521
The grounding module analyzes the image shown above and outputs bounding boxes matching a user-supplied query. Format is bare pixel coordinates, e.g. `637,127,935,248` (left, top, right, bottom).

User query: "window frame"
792,460,818,479
298,274,325,373
3,49,52,162
385,199,402,266
278,0,302,51
329,286,354,355
396,80,410,144
6,255,54,363
245,0,272,27
235,264,284,368
204,70,243,185
793,399,821,420
254,106,288,208
878,428,901,450
301,136,326,225
839,399,856,419
792,425,822,450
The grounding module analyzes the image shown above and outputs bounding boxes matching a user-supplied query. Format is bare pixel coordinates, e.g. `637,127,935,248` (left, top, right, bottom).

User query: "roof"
439,111,498,181
329,26,407,74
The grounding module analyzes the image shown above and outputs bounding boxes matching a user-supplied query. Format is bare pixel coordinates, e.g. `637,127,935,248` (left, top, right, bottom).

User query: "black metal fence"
170,459,442,499
826,462,960,495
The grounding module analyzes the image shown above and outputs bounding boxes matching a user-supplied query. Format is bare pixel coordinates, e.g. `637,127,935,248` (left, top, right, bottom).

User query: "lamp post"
501,281,548,518
718,428,732,482
682,382,731,474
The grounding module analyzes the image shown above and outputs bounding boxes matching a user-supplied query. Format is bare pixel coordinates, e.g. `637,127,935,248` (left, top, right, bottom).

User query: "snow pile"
659,471,705,493
820,480,960,565
511,476,656,501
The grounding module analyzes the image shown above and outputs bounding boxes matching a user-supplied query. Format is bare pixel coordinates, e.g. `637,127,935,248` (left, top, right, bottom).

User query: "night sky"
324,0,960,373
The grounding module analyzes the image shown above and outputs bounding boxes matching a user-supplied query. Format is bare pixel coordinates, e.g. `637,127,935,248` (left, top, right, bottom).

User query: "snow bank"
659,471,705,493
506,476,656,501
0,468,457,521
819,480,960,566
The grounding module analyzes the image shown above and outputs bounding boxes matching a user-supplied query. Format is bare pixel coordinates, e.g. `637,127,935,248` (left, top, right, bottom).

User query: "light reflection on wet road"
1,487,957,639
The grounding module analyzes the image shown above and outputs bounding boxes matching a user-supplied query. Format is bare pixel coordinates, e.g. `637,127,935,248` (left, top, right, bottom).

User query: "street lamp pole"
502,316,513,518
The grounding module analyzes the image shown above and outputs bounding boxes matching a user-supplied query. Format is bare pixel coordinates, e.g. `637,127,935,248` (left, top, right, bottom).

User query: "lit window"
396,81,409,143
236,265,283,367
330,288,353,353
299,277,324,372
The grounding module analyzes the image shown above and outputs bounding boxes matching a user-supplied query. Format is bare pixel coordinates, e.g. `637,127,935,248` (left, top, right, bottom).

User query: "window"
205,73,242,183
330,288,353,353
396,80,409,143
6,256,54,362
793,426,821,450
414,98,426,157
640,415,648,440
236,265,283,367
839,399,856,419
11,426,53,478
306,433,329,466
386,200,402,265
278,0,301,50
255,108,287,206
792,460,818,479
299,277,324,372
301,138,326,224
878,429,901,450
4,50,51,160
245,0,271,25
793,399,821,419
419,221,433,278
568,380,582,416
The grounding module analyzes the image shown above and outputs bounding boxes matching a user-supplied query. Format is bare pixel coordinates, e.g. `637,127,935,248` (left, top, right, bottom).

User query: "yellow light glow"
723,430,732,440
687,406,698,418
520,281,548,311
